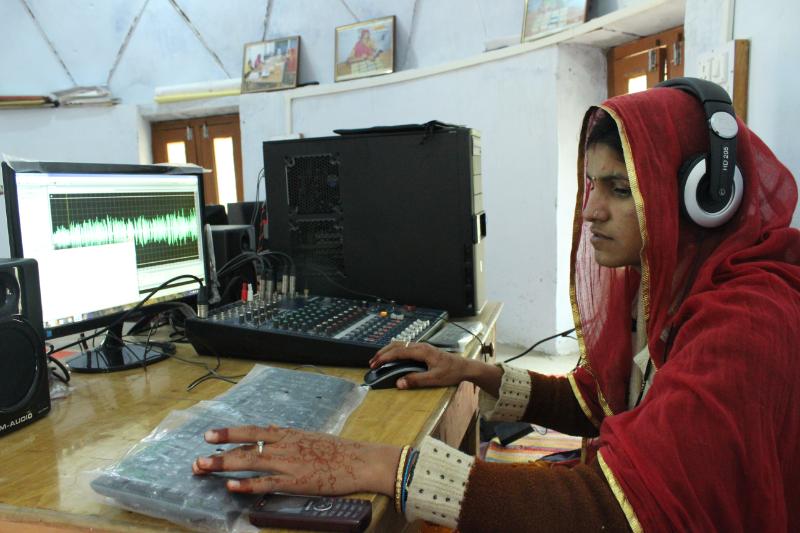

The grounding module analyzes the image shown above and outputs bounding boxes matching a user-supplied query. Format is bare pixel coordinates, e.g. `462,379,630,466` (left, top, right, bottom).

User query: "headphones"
656,77,743,228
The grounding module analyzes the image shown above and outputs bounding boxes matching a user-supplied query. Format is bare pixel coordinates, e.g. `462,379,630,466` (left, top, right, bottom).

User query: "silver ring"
256,440,264,454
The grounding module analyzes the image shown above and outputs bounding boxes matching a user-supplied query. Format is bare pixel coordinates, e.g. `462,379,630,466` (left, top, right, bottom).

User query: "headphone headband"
656,77,740,218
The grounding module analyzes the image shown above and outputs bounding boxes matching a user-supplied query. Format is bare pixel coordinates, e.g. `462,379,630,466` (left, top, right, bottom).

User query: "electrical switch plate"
696,41,736,96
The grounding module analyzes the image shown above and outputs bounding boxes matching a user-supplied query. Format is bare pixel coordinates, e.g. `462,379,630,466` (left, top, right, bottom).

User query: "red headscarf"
569,87,800,531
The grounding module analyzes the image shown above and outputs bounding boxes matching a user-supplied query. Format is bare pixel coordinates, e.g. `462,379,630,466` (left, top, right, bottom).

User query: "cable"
503,327,577,364
119,307,243,390
304,265,387,302
47,274,203,357
439,318,485,348
260,250,294,271
48,354,71,384
217,251,269,278
250,168,269,252
219,275,245,303
291,364,327,375
250,168,265,226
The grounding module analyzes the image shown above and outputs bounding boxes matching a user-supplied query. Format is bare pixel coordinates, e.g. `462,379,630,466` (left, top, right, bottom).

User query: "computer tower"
263,125,486,316
0,258,50,437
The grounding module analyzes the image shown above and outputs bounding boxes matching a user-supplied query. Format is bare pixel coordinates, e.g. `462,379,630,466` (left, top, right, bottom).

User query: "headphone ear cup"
677,154,707,222
678,154,744,228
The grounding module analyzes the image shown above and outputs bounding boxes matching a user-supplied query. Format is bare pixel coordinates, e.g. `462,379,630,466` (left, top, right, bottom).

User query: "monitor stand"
67,322,169,373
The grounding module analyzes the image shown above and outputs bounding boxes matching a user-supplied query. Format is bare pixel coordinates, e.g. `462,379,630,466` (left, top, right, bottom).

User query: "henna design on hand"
273,430,366,492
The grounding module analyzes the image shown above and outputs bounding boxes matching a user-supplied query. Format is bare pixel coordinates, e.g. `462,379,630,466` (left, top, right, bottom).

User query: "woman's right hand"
368,342,471,390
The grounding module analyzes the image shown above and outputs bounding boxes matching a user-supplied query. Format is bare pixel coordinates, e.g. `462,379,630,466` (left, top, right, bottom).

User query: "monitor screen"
3,161,208,371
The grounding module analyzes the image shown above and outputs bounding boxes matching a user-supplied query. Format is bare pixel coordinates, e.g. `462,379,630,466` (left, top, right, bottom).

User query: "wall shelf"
138,0,684,128
281,0,685,132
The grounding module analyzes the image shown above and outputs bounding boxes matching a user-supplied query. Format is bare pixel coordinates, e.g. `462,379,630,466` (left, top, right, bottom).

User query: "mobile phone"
249,494,372,532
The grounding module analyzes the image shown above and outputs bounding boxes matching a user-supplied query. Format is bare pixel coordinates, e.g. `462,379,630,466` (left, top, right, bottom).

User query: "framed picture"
335,16,395,82
241,36,300,93
521,0,588,42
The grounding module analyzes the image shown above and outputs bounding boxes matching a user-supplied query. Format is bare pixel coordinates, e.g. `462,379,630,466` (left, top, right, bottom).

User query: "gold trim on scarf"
599,105,651,330
569,284,590,371
570,111,593,373
572,106,658,420
567,373,601,428
597,451,644,533
597,105,659,408
597,387,614,417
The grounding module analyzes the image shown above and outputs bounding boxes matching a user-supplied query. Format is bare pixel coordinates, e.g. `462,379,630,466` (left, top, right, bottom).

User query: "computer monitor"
2,160,209,372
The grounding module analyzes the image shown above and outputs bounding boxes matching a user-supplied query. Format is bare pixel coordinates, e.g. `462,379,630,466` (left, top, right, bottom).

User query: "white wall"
555,45,608,343
241,48,576,346
1,0,641,106
733,0,800,228
0,105,145,257
684,0,800,227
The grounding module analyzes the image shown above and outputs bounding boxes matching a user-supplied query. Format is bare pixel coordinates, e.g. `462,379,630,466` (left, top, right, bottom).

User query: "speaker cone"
0,318,40,412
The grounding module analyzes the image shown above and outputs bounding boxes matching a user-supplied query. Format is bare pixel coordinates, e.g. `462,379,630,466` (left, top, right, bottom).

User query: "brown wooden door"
151,123,198,168
203,116,244,206
151,114,243,206
607,26,684,97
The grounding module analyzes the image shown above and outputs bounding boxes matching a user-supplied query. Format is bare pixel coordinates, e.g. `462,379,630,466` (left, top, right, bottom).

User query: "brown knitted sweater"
456,372,632,532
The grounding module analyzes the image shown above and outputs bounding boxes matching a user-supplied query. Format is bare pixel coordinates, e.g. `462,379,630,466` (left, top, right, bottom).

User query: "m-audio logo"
0,411,32,432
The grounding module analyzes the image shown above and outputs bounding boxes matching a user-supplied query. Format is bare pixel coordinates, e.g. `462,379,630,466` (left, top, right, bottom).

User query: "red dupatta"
568,88,800,531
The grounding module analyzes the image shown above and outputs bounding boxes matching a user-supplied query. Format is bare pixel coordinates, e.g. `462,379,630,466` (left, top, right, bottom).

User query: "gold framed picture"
334,16,395,82
241,36,300,93
521,0,588,42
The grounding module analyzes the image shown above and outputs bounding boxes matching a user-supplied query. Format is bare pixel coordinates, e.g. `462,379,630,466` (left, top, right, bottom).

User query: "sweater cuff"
404,436,474,528
478,363,532,421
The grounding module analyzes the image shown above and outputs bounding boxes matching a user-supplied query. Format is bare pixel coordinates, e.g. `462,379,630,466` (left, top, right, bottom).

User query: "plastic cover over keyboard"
89,365,368,532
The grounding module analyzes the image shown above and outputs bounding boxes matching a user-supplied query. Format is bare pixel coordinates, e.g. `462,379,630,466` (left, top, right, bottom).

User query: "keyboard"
90,365,367,531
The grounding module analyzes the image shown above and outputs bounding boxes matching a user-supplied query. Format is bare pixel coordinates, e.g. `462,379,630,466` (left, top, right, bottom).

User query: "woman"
348,29,378,63
193,82,800,531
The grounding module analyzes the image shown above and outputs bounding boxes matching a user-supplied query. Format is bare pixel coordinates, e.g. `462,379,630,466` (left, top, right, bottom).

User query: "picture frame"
521,0,588,43
335,16,395,82
241,36,300,93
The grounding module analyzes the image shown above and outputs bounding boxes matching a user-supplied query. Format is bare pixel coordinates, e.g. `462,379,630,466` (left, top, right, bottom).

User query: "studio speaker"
208,224,256,272
0,258,50,437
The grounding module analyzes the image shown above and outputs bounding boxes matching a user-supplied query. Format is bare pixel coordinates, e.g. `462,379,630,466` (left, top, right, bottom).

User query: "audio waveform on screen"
49,192,201,268
52,210,198,249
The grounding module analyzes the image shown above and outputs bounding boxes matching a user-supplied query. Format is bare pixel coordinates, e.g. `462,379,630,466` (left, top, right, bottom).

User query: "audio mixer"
185,295,447,367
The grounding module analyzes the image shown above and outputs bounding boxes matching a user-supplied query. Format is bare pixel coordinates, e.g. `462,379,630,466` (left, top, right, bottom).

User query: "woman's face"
583,143,642,267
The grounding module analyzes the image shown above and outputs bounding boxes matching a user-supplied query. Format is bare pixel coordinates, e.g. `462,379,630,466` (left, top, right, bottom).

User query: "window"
151,114,243,206
607,26,684,97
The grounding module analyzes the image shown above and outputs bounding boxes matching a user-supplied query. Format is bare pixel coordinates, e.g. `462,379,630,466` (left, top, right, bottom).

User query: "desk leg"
431,381,479,453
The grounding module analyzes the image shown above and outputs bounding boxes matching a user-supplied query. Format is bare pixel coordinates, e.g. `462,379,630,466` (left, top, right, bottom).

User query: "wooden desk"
0,302,501,533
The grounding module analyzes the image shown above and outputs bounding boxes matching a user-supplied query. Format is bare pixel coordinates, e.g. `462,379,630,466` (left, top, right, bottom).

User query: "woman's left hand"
192,425,400,496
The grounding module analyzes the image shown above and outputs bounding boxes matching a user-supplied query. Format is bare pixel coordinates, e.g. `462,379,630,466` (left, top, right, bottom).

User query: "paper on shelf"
154,78,242,103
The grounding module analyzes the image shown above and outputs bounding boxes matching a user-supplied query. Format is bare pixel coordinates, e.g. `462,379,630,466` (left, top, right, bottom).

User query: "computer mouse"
363,360,428,389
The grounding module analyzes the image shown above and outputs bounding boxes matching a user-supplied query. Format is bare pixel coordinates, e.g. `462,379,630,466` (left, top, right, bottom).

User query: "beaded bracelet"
400,448,420,514
394,445,411,513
